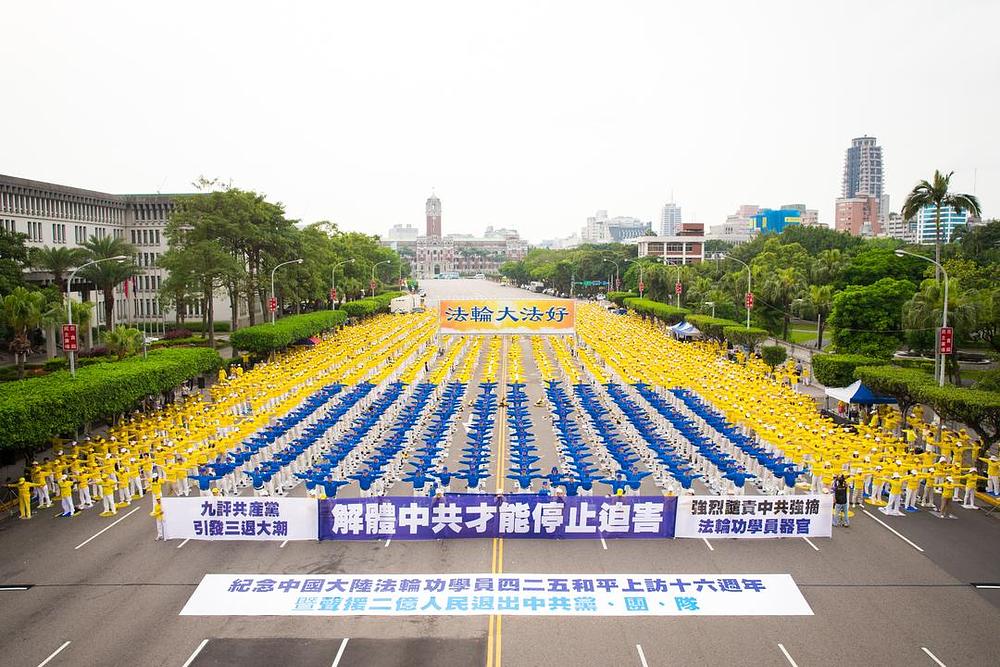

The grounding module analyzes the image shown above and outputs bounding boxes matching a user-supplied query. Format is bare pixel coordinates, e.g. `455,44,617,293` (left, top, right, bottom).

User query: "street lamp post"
602,258,620,292
720,254,751,329
331,258,355,309
66,255,129,377
704,301,715,317
271,258,304,325
895,249,949,387
371,260,391,298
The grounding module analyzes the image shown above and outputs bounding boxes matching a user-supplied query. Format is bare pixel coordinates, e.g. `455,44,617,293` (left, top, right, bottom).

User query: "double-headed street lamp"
331,258,355,309
719,253,751,329
270,258,304,325
371,259,391,298
896,249,949,387
66,255,128,377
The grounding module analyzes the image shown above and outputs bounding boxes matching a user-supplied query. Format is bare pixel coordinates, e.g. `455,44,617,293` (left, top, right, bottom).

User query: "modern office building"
0,173,240,329
660,201,682,236
635,223,705,264
915,204,969,246
751,208,802,235
882,212,918,244
835,196,881,236
842,135,884,201
581,210,652,243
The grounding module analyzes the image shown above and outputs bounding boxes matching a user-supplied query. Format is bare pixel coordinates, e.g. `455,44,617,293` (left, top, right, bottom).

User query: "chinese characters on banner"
162,497,319,541
180,573,813,616
438,299,575,335
317,495,676,541
674,495,833,539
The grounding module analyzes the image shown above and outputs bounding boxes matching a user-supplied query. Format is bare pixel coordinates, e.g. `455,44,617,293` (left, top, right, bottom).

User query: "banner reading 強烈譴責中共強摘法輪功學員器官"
674,495,833,539
439,299,574,335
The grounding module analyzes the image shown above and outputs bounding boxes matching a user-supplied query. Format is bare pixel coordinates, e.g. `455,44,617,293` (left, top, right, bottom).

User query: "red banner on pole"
638,280,645,296
330,288,337,302
675,282,683,295
268,297,277,313
62,324,78,352
939,326,953,355
745,292,754,310
369,279,377,292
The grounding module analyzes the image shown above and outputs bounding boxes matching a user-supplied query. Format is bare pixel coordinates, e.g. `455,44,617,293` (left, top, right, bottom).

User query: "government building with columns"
0,173,241,331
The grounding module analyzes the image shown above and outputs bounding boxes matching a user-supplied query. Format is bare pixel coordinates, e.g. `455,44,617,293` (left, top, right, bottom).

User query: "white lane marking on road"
921,647,947,666
777,643,799,667
384,538,391,548
176,538,190,549
862,509,925,552
73,506,142,550
600,536,607,550
331,637,350,667
802,537,820,552
635,643,649,667
279,540,288,548
37,641,71,667
181,639,209,667
702,537,714,551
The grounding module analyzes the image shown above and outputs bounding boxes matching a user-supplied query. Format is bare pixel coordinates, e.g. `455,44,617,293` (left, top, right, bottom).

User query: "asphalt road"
1,278,998,667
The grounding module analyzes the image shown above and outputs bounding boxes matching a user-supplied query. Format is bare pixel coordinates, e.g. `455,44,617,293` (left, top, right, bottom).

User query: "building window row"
130,228,162,246
51,223,67,244
1,218,15,233
27,221,43,242
134,298,162,318
0,190,123,224
138,252,160,268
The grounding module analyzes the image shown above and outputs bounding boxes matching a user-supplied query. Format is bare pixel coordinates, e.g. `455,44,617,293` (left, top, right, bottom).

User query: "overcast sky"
4,1,998,242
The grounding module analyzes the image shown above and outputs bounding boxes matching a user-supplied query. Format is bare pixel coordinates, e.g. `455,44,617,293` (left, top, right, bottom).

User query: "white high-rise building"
660,201,682,236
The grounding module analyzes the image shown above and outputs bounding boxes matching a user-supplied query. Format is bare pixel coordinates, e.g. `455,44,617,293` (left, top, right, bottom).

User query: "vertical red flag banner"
675,282,683,295
938,327,953,355
62,324,78,352
330,288,337,302
745,292,754,310
268,297,277,313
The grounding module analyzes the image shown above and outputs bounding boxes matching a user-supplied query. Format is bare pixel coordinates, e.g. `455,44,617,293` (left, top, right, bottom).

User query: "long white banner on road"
180,573,814,616
674,495,833,539
162,497,318,541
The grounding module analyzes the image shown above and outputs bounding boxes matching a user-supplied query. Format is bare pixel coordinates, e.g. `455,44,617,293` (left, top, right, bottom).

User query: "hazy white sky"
4,1,998,242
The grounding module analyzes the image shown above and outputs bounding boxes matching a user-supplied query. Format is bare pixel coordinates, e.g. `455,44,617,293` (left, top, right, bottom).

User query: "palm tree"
78,236,138,331
902,170,982,275
762,267,806,341
102,325,143,360
1,287,47,378
811,248,844,286
902,279,979,384
30,246,88,294
807,284,834,349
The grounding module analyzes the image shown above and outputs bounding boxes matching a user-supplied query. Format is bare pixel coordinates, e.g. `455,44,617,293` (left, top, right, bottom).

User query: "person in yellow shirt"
99,476,118,516
933,477,959,519
151,498,165,540
981,456,1000,496
960,468,981,509
57,476,77,517
30,463,52,508
6,478,41,519
149,474,164,501
879,472,905,516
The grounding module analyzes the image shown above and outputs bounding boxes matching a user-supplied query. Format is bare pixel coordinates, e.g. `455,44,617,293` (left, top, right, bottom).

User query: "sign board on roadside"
62,324,78,352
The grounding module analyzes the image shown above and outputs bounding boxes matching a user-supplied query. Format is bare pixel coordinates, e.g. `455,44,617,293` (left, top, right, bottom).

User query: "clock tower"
426,193,442,237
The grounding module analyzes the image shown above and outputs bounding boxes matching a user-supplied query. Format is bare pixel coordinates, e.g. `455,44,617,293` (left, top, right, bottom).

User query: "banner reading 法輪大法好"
162,497,318,541
318,495,676,540
674,495,833,539
180,573,814,616
438,299,574,334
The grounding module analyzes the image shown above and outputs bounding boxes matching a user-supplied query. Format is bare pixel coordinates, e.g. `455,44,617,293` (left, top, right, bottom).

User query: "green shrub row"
722,326,770,349
340,292,404,319
607,292,637,307
811,354,884,387
0,348,223,450
685,315,743,341
622,297,689,325
228,310,348,354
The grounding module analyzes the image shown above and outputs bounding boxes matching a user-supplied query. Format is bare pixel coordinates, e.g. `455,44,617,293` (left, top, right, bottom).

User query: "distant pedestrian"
833,475,849,527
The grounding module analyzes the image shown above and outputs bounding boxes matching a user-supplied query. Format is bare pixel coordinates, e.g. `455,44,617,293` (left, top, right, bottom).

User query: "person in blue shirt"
188,469,220,497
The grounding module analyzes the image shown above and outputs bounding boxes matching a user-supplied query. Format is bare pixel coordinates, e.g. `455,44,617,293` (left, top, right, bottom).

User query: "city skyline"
2,1,996,244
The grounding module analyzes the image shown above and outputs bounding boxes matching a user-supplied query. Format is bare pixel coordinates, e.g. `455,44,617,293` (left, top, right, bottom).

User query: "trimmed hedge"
607,291,637,307
341,292,404,319
811,354,883,388
171,321,232,333
685,315,742,341
622,297,689,324
229,310,348,354
722,326,769,349
0,348,223,450
891,357,936,373
761,344,788,369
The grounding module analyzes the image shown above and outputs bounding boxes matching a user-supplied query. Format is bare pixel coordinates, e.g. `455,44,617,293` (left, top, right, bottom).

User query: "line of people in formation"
10,302,998,523
9,313,436,520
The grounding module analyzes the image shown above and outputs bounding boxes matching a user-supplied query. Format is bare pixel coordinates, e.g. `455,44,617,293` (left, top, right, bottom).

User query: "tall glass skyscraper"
916,204,968,246
842,136,883,201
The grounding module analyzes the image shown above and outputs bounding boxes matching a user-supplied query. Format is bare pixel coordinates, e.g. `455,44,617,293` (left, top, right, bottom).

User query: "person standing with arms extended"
6,478,41,519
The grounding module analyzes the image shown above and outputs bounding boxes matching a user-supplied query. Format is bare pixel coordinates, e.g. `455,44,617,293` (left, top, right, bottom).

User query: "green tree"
760,344,788,372
839,241,927,287
902,278,980,384
30,246,88,294
811,248,846,286
953,219,1000,266
78,236,139,331
760,266,806,340
0,227,30,295
1,287,47,378
102,325,143,360
902,170,982,275
829,277,916,358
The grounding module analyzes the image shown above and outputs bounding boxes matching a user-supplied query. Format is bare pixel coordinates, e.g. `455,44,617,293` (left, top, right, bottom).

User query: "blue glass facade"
751,208,802,235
